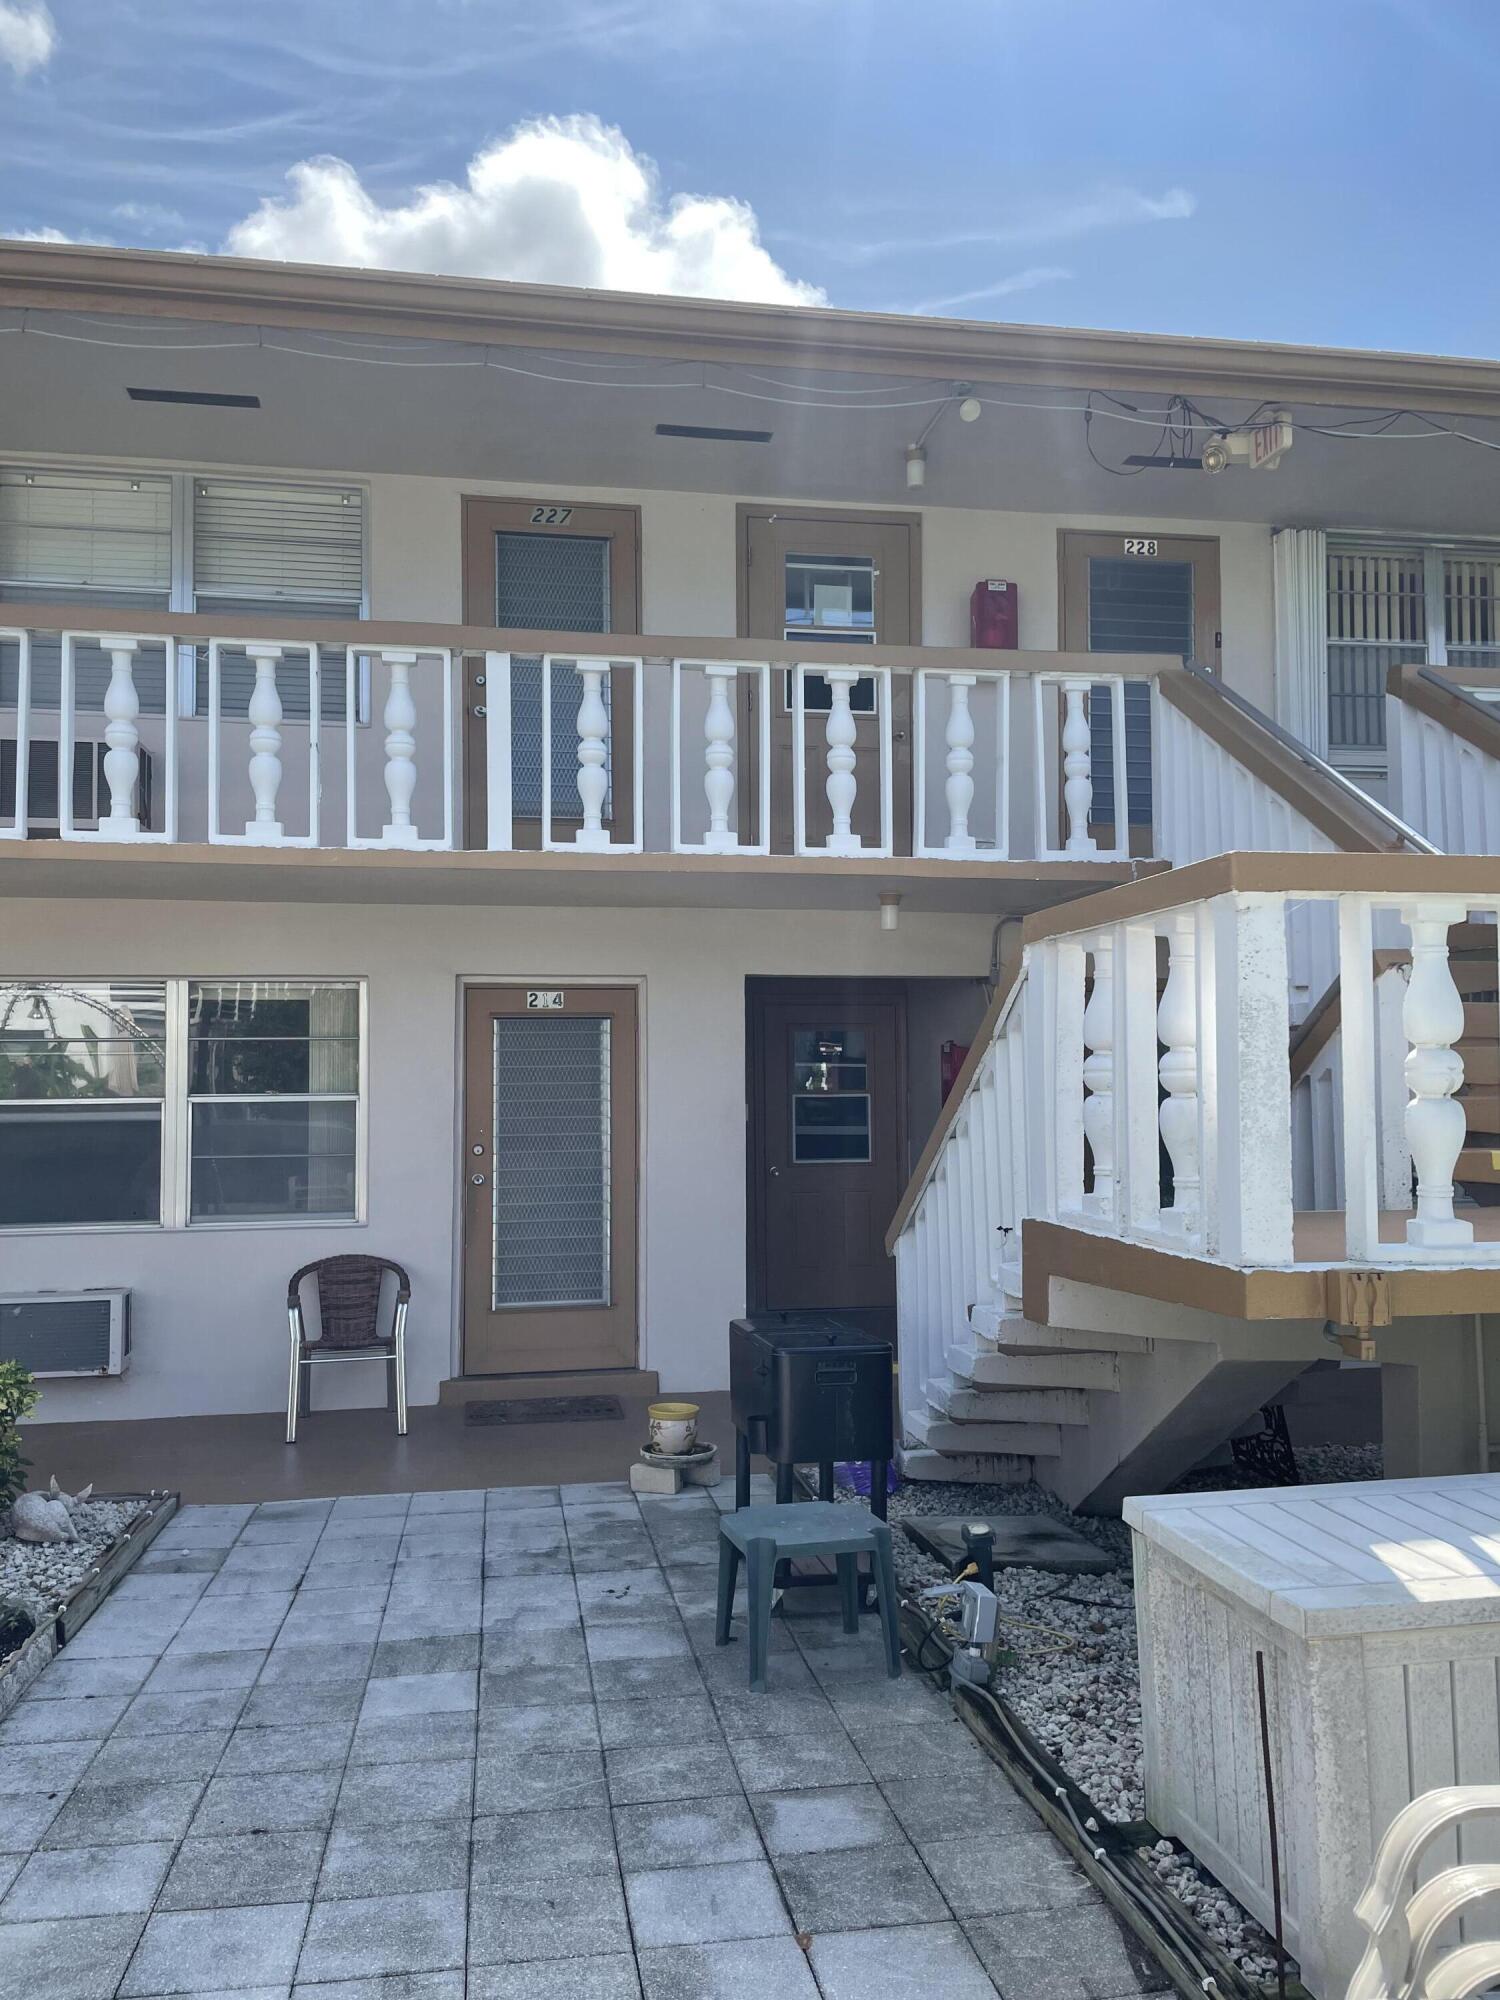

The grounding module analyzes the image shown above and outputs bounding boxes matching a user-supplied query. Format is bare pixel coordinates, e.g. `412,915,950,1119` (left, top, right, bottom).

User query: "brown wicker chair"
286,1255,410,1443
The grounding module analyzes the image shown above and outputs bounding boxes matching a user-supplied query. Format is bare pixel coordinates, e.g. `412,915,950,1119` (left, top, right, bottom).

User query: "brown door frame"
461,980,640,1376
1056,528,1222,669
745,976,909,1313
736,504,923,854
459,497,644,849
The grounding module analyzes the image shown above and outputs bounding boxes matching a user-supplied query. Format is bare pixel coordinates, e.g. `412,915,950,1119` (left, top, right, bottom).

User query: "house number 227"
530,506,573,526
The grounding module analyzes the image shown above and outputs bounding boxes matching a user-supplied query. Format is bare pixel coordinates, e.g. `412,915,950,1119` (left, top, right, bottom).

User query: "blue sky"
0,0,1495,356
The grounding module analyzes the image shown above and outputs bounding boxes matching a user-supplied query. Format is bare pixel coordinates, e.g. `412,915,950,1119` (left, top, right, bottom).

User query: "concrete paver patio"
0,1479,1167,1999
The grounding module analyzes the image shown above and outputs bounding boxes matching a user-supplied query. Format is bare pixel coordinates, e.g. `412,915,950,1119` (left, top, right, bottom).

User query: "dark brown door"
1059,529,1221,852
740,509,919,854
749,985,905,1321
462,984,638,1375
461,498,641,848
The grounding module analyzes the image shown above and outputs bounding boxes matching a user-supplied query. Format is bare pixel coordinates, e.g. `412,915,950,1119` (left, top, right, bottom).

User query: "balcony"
0,608,1420,912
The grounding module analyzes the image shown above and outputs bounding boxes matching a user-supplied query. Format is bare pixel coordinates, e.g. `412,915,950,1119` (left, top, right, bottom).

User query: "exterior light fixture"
958,396,982,423
880,893,902,931
905,445,927,489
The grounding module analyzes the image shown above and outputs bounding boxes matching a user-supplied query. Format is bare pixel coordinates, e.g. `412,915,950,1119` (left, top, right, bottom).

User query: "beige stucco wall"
3,895,994,1426
368,470,1276,709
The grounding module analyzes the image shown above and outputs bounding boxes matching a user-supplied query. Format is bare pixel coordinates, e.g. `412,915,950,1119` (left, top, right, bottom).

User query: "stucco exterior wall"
2,895,994,1426
367,470,1276,709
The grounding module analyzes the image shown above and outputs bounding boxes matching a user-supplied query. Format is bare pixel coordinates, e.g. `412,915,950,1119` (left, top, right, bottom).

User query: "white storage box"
1126,1474,1500,1998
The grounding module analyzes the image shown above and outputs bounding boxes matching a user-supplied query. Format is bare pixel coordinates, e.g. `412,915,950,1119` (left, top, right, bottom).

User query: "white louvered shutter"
1325,548,1427,761
191,481,365,720
0,469,173,712
1444,555,1500,669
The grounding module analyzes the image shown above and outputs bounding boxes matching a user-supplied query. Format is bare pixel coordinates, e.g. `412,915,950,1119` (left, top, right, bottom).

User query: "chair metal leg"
715,1535,740,1646
298,1357,312,1420
393,1307,408,1436
837,1552,860,1634
735,1428,750,1511
746,1536,775,1692
285,1314,301,1445
870,1523,902,1679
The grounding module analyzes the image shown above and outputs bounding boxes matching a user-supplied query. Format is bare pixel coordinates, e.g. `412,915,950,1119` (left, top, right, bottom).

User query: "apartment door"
740,509,920,853
460,498,641,848
1059,530,1221,846
748,983,906,1327
462,984,639,1374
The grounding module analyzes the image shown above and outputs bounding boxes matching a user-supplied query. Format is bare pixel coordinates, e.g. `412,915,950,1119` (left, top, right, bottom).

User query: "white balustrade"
1402,899,1474,1250
540,654,644,855
1081,935,1115,1219
912,667,1011,860
790,663,893,859
668,660,771,855
1031,674,1132,863
378,650,420,847
243,644,286,843
98,638,141,836
1348,1786,1500,2000
1157,911,1202,1239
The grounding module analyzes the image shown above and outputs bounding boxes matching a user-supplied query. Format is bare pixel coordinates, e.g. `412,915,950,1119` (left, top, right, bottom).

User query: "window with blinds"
1444,556,1500,668
494,530,610,818
0,469,173,713
1084,556,1176,828
191,480,365,721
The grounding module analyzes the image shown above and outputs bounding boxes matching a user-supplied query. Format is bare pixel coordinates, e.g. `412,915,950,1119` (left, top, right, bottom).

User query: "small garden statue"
8,1476,92,1544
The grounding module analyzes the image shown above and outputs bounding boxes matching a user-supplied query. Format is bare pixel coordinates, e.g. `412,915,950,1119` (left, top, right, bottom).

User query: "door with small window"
1059,530,1221,848
740,509,919,853
749,986,904,1325
461,499,640,848
462,985,638,1375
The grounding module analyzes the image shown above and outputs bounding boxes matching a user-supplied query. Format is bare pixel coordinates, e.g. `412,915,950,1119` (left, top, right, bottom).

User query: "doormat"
465,1395,625,1426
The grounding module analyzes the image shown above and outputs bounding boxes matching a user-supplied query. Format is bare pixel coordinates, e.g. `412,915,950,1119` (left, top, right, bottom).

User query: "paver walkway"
0,1479,1167,1999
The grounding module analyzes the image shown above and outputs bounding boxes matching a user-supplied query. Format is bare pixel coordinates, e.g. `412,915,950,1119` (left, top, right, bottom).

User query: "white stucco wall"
3,895,994,1425
367,470,1276,709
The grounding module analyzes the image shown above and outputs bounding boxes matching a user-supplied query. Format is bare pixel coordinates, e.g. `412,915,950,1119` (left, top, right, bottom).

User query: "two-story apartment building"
6,240,1500,1507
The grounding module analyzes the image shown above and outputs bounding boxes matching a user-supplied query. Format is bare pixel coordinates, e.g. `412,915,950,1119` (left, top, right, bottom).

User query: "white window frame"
0,974,367,1233
0,457,372,722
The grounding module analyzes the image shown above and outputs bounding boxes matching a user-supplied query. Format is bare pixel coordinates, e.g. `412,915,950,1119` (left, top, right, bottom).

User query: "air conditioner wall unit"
0,1290,131,1376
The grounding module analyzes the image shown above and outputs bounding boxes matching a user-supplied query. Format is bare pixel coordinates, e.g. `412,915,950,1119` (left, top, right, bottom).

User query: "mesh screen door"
463,985,638,1374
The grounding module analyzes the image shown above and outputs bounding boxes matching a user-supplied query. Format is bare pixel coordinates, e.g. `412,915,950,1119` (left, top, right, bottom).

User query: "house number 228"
1123,537,1159,557
530,506,573,526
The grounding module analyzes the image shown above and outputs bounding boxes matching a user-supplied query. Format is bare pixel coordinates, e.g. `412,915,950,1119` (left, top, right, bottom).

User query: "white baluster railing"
206,638,319,848
1157,910,1202,1240
790,662,893,859
1348,1785,1500,2000
912,666,1012,859
1082,934,1115,1220
669,659,772,855
1031,673,1133,863
1402,899,1473,1250
53,629,177,843
540,653,644,854
344,646,456,852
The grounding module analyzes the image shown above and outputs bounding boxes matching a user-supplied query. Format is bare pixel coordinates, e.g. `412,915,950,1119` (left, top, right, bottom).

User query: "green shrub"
0,1362,39,1514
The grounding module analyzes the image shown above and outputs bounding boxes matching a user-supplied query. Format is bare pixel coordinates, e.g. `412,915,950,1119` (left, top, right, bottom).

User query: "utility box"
1126,1474,1500,1998
970,578,1018,649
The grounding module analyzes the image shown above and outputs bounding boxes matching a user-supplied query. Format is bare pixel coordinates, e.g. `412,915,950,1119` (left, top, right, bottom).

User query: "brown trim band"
11,242,1500,413
1156,667,1408,853
1388,664,1500,764
1021,1217,1500,1322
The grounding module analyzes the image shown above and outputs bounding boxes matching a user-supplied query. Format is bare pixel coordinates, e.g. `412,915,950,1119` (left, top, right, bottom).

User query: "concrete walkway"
0,1480,1166,2000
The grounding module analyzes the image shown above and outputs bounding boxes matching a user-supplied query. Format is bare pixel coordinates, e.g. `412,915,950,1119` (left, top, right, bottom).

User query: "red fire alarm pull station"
970,578,1018,649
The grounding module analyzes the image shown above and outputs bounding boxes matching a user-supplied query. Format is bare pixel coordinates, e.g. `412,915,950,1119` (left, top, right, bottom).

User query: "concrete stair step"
928,1379,1089,1428
896,1442,1039,1486
904,1404,1063,1457
971,1303,1153,1356
945,1341,1119,1394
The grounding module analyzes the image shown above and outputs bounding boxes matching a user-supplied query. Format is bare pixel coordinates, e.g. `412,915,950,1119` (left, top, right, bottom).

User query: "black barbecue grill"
729,1313,894,1518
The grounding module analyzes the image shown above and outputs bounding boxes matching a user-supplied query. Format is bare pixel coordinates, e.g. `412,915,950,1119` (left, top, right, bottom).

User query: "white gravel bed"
832,1443,1381,1985
0,1496,141,1631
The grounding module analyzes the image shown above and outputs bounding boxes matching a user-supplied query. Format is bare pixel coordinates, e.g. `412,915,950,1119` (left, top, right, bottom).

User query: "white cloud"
904,265,1071,317
222,115,823,306
0,0,55,78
